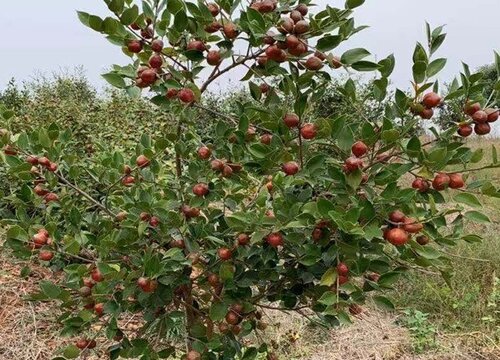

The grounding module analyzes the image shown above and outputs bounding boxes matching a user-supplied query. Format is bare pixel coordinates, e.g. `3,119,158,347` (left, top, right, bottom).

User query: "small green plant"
401,309,438,353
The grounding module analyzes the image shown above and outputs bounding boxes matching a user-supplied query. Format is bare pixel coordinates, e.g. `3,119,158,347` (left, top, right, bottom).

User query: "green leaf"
351,61,380,72
426,58,447,77
316,35,342,52
377,272,401,288
413,61,427,83
121,5,139,25
373,295,395,310
320,268,337,286
453,193,481,208
406,136,421,157
7,225,29,242
40,281,62,299
345,0,365,9
341,48,370,65
464,211,490,224
102,73,127,88
63,345,81,359
209,302,227,321
318,291,337,305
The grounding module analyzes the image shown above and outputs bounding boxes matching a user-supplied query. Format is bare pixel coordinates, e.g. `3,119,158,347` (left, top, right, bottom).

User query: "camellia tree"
1,0,500,359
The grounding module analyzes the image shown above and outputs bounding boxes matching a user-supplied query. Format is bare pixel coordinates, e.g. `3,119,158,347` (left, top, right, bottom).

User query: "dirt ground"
1,248,499,360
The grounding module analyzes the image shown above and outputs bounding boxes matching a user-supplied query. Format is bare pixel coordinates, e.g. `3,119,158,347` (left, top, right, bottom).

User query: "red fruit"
448,173,464,189
141,26,154,39
225,311,240,325
207,273,220,287
207,50,221,65
266,45,286,62
140,69,157,84
283,113,300,128
123,165,132,174
178,88,195,104
127,40,143,53
39,250,54,261
279,18,294,34
149,216,160,227
314,50,326,61
83,278,95,288
485,108,499,122
218,248,232,261
403,217,423,234
44,193,59,203
337,262,349,276
300,123,317,139
94,303,104,316
140,212,151,222
38,228,50,238
411,178,429,193
330,55,342,69
259,83,270,93
419,108,434,119
198,146,211,159
32,232,48,246
207,2,219,16
266,181,273,192
237,233,250,246
415,235,429,246
185,206,200,219
294,20,309,34
351,141,368,158
282,161,299,176
312,227,323,241
290,10,303,23
151,39,164,52
166,88,178,99
257,0,275,13
193,183,210,197
266,232,283,247
457,124,473,137
186,350,202,360
149,54,163,69
91,269,104,283
257,55,268,67
76,339,90,350
338,275,349,285
205,21,222,33
472,110,488,123
122,175,135,186
304,56,323,71
38,156,51,167
474,122,491,135
136,155,150,168
47,162,58,172
389,210,405,224
422,92,441,108
464,102,481,116
384,228,409,246
288,42,307,57
285,35,300,49
367,273,380,282
260,133,273,145
26,155,38,165
211,159,225,171
296,3,308,15
34,185,48,196
343,157,363,173
223,23,238,39
432,173,450,191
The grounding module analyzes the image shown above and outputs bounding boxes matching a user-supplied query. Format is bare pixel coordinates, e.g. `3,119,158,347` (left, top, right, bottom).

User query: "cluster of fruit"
458,102,499,137
383,210,427,246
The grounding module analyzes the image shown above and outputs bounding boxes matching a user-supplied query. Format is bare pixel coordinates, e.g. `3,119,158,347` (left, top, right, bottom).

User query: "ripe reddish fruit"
266,181,273,192
343,157,363,173
485,108,499,122
416,235,430,245
294,20,309,34
166,88,179,99
141,26,154,39
285,35,300,49
3,145,16,155
259,83,270,93
136,155,150,168
432,173,450,191
330,55,342,69
32,232,48,246
338,275,349,285
197,146,211,159
218,247,232,261
260,133,273,145
178,88,195,103
94,303,104,316
290,10,303,22
122,175,135,186
211,159,224,171
207,2,219,16
186,40,206,52
464,102,481,116
422,92,441,108
26,155,38,165
288,42,307,56
283,113,300,128
205,21,222,33
44,193,59,203
337,262,349,276
149,216,160,227
304,56,323,71
472,110,488,123
389,210,405,224
265,45,286,62
278,18,294,34
448,173,464,189
91,269,104,282
419,108,434,119
140,69,157,84
267,232,284,247
237,233,250,246
223,22,238,39
193,183,210,197
47,162,58,172
225,311,240,325
186,350,202,360
38,156,51,167
222,165,233,177
312,227,323,241
83,278,95,288
314,50,326,61
256,0,275,13
412,178,429,193
474,122,491,135
457,124,473,137
403,217,423,234
384,228,409,246
300,123,317,139
39,250,54,261
207,273,220,287
76,338,92,350
34,185,48,196
352,141,368,158
149,54,163,69
127,40,143,53
137,277,157,293
151,39,164,52
207,50,221,65
282,161,299,176
296,3,308,15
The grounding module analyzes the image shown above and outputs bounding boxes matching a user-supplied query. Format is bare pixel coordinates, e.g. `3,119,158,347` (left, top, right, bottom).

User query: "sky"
0,0,499,92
